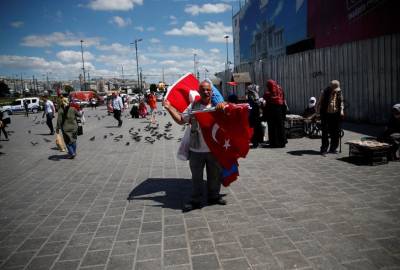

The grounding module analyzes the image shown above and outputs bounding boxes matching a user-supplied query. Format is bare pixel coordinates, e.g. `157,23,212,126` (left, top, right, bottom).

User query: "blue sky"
0,0,238,84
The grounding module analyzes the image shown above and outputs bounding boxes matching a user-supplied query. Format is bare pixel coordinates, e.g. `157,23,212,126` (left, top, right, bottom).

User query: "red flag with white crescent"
194,103,253,186
165,73,200,113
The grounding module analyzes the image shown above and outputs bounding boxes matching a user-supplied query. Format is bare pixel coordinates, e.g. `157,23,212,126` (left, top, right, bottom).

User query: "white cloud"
184,3,231,15
150,38,160,44
96,43,131,54
165,21,232,43
10,21,24,28
0,55,97,79
21,32,101,47
87,0,143,11
135,26,144,32
56,50,94,63
146,26,156,31
109,16,132,27
169,15,178,25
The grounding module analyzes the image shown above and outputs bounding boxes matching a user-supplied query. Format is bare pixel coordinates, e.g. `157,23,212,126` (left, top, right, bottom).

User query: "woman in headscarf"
379,104,400,160
247,84,263,148
263,80,287,148
56,97,81,159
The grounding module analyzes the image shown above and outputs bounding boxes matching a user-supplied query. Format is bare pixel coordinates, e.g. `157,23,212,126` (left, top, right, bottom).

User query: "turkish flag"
194,103,253,186
165,73,199,113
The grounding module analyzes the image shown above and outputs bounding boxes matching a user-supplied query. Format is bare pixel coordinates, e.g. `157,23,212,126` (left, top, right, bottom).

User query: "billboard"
308,0,400,48
238,0,308,62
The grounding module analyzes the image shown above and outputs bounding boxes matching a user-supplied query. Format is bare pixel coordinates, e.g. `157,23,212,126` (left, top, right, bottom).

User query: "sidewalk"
0,107,399,270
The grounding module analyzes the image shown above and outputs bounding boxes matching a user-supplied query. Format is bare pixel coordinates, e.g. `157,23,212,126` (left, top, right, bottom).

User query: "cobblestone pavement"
1,106,399,270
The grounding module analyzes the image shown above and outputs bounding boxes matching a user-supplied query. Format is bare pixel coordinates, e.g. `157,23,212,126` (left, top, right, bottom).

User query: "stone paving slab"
0,105,400,270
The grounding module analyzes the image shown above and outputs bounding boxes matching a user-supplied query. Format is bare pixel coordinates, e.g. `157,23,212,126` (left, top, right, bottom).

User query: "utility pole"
224,35,230,94
139,67,143,91
162,67,165,83
131,38,143,92
193,54,195,75
80,40,86,91
121,65,125,88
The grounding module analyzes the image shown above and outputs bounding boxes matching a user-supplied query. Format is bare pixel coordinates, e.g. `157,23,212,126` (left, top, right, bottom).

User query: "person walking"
112,93,123,127
263,80,287,148
23,99,29,117
42,93,56,135
56,98,81,159
0,108,10,141
90,98,97,110
147,92,157,124
316,80,344,155
163,81,226,212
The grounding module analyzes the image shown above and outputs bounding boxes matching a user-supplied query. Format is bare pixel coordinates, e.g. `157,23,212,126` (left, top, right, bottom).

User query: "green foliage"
63,85,74,93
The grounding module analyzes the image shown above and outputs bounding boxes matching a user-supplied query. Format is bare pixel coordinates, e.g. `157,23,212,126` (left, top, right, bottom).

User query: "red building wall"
308,0,400,48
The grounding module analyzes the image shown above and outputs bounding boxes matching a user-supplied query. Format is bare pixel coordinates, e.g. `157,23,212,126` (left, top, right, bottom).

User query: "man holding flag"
164,80,227,212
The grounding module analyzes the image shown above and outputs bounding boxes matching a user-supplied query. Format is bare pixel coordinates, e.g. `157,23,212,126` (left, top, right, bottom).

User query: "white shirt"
183,102,211,153
44,100,54,114
112,96,123,110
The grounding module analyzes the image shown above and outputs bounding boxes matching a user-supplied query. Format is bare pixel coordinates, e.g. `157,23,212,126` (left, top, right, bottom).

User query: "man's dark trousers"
321,112,341,152
113,110,122,126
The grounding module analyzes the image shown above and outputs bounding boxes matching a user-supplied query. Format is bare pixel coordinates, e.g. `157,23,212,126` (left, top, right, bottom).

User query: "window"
26,100,31,104
12,100,21,106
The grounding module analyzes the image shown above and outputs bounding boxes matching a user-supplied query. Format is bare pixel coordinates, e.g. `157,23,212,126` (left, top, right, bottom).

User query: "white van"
0,97,41,114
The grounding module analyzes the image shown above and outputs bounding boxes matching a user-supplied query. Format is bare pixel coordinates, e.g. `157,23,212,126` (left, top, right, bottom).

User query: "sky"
0,0,239,84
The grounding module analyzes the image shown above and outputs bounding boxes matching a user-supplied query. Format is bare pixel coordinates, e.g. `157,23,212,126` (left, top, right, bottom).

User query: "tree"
0,81,10,97
149,83,157,93
64,85,74,94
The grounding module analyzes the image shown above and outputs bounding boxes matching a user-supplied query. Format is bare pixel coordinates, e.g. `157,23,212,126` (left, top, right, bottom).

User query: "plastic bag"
177,125,191,161
56,133,66,152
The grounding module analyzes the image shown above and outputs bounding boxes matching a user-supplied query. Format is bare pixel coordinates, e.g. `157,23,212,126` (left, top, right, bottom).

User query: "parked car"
0,97,41,114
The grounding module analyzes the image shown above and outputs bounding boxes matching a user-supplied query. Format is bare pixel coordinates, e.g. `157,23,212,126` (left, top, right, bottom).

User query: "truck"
69,91,96,107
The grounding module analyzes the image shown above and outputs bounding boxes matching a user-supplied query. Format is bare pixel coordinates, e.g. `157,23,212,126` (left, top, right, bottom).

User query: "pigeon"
97,117,101,120
137,129,141,132
125,142,130,146
164,134,174,140
103,135,107,139
0,145,3,149
145,137,155,143
101,116,106,118
43,138,52,143
87,115,91,118
163,112,167,116
90,136,95,141
0,151,4,155
109,133,114,136
28,130,31,134
115,135,123,139
177,138,182,142
30,141,39,146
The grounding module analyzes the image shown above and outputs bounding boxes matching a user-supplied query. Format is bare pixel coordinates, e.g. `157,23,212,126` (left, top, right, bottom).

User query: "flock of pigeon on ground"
19,110,185,148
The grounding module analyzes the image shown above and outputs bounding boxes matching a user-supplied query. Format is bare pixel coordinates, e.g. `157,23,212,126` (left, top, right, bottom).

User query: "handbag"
177,125,191,161
55,133,67,152
77,119,83,136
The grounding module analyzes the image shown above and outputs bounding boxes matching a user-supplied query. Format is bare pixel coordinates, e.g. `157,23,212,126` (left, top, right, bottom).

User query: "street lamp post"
224,35,230,95
80,40,86,91
131,38,143,93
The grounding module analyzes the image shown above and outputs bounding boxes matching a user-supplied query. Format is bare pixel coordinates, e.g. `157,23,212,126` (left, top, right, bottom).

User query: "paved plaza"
0,106,400,270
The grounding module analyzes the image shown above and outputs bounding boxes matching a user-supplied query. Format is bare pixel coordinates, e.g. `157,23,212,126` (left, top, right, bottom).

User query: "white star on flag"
223,139,231,150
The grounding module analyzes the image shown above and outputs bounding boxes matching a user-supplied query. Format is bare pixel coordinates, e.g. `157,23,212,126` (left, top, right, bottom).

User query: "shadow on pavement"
127,178,192,210
48,154,70,161
337,156,383,166
287,150,321,156
36,133,53,136
105,126,120,128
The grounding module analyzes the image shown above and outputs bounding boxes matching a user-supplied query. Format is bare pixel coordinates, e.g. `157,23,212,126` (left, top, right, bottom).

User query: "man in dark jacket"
316,80,344,155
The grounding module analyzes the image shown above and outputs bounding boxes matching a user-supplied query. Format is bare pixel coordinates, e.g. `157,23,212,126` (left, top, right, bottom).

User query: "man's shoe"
208,197,227,206
320,150,328,156
329,149,338,154
182,201,202,213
